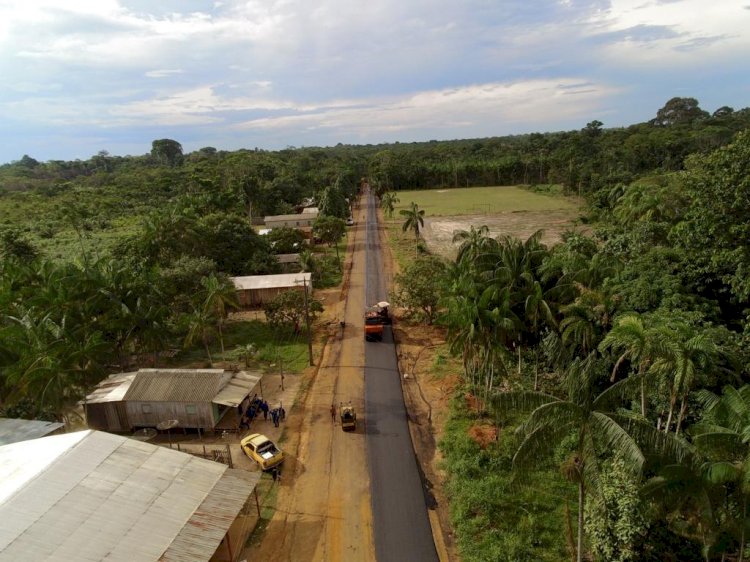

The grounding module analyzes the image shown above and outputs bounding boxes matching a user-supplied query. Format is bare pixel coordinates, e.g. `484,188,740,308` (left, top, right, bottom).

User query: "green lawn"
394,186,576,216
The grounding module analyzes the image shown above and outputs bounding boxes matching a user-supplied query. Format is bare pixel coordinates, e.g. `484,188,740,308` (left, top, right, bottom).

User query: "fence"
170,442,234,468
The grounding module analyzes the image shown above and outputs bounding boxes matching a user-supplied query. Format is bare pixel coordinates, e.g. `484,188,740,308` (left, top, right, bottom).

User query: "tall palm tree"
653,323,719,434
524,280,557,389
201,274,239,356
380,191,400,219
183,306,218,365
492,357,686,562
599,313,667,417
400,202,425,255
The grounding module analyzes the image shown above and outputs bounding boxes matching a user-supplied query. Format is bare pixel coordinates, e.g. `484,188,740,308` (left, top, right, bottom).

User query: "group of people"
238,395,286,429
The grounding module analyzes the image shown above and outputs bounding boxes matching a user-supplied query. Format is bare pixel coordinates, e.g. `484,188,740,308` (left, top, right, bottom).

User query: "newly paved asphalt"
364,190,439,562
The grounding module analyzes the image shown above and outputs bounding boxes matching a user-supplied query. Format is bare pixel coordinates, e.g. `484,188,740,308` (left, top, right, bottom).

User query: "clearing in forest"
391,185,582,259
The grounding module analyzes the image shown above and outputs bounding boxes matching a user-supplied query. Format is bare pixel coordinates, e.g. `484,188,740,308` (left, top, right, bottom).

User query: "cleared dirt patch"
420,209,582,259
394,185,577,216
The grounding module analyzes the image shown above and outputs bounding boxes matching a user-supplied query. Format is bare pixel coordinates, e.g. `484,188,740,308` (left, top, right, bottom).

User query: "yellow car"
240,433,284,471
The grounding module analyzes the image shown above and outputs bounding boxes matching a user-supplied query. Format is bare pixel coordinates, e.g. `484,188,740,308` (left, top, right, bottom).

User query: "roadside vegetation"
384,101,750,561
3,97,750,560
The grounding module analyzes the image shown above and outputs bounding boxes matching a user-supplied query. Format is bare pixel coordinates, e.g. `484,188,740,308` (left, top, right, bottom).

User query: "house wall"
236,285,305,308
209,510,258,562
126,401,216,429
85,402,130,432
264,217,315,228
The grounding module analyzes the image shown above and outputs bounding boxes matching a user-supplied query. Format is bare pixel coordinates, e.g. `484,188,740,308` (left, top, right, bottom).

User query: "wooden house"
232,272,312,308
83,369,262,433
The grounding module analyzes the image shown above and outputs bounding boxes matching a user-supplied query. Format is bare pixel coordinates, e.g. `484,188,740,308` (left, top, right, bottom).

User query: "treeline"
3,97,749,204
390,130,750,558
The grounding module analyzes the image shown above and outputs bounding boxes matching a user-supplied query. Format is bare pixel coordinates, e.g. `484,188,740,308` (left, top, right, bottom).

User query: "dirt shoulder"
247,197,373,562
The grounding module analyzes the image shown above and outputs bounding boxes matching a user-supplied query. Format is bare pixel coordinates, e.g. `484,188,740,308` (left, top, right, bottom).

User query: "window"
141,404,152,414
186,404,197,415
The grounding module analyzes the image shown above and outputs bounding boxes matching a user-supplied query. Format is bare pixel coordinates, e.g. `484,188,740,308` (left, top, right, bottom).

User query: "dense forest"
3,96,750,560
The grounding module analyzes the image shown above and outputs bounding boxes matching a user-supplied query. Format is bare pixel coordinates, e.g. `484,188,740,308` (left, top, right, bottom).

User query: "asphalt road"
364,190,439,562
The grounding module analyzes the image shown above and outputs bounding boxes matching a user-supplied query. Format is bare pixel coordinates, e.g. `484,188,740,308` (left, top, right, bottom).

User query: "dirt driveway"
248,200,374,562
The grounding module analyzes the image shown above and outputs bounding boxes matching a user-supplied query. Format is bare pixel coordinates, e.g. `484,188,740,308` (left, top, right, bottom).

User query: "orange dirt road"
251,199,374,562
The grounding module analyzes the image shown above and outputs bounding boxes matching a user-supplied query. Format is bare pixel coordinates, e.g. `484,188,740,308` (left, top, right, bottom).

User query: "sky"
0,0,748,164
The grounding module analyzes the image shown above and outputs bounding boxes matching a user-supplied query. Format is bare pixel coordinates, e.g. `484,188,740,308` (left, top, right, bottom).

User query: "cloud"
0,0,747,162
235,79,619,138
145,69,184,78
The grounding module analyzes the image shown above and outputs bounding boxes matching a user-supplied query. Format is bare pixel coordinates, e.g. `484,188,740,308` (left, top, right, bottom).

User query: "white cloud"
145,69,184,78
236,79,619,136
586,0,750,66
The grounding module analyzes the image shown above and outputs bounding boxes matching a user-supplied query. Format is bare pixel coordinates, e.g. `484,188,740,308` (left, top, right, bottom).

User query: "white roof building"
0,430,259,561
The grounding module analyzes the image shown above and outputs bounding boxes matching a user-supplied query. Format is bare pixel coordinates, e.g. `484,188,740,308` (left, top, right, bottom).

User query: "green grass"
393,185,576,217
245,472,281,547
440,396,577,562
177,319,310,373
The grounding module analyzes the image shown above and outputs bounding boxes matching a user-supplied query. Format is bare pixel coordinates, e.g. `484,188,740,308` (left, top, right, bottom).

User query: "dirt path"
250,199,373,561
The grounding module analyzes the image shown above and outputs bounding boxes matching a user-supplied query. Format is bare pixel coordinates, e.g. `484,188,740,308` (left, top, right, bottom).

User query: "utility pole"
302,277,314,366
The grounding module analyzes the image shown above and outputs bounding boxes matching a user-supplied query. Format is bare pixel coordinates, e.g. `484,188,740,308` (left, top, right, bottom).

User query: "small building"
83,369,262,433
0,430,260,562
263,211,318,229
232,272,312,308
0,417,65,446
276,253,301,272
301,206,319,215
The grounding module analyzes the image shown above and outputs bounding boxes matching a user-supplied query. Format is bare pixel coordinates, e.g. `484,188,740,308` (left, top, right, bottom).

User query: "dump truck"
364,302,390,341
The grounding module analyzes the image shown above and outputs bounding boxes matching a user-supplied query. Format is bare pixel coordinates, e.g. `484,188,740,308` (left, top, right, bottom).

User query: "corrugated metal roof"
160,469,260,561
0,418,64,446
232,272,312,291
212,371,263,407
124,369,231,402
83,371,136,404
0,430,257,562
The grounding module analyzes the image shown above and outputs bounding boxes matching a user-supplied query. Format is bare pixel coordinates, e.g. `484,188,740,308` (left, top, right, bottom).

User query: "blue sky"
0,0,748,164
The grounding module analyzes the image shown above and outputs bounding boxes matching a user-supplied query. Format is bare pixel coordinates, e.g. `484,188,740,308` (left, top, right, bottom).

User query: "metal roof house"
263,211,318,229
0,418,65,446
0,430,260,561
83,369,262,433
232,272,312,308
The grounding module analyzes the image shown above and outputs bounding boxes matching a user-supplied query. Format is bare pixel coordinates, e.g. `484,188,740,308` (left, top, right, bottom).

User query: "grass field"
386,185,582,258
393,186,577,216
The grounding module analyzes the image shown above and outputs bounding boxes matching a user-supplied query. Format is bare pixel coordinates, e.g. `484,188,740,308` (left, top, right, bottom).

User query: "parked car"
346,217,354,226
240,433,284,470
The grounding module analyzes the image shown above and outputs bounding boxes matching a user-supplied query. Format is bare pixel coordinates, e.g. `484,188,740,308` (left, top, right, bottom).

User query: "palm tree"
692,385,750,561
298,249,316,274
598,313,667,417
400,202,425,255
492,358,686,562
653,323,719,434
560,285,618,357
183,306,218,365
201,274,239,356
452,224,491,265
380,191,400,219
642,461,729,559
524,280,557,389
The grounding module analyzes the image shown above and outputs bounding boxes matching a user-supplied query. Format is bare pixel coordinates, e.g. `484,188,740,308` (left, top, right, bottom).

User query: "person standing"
271,408,279,428
261,400,269,421
330,404,336,424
